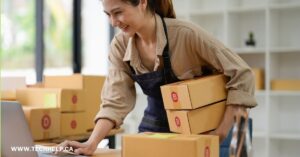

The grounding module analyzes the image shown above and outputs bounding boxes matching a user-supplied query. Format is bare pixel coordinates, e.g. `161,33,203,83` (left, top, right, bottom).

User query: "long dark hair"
122,0,176,18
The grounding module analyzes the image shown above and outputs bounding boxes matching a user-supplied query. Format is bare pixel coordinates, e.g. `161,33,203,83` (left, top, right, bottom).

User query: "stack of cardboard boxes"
122,74,228,157
161,74,228,134
16,84,86,139
11,74,105,141
43,74,106,131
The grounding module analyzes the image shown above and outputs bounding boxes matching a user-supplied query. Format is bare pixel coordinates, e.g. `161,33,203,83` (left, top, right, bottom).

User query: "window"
1,0,36,83
82,0,109,75
44,0,73,75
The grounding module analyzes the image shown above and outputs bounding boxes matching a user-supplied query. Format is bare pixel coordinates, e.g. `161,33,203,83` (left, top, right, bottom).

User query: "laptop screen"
1,101,38,157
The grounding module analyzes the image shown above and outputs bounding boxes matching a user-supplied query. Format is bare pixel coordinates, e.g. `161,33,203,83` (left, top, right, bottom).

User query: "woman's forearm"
86,119,114,148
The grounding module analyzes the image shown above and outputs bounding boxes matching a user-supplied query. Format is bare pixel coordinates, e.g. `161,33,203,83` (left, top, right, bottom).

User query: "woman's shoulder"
164,18,201,33
165,18,217,41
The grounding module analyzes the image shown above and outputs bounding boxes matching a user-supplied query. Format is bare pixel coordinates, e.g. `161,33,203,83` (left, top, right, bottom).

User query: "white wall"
82,0,109,75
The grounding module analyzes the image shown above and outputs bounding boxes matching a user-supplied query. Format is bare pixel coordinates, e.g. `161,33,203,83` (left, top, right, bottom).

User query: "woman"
56,0,257,156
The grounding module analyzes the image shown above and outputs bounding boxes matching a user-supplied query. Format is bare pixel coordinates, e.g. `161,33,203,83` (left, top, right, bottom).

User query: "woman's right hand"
54,140,97,156
54,119,115,156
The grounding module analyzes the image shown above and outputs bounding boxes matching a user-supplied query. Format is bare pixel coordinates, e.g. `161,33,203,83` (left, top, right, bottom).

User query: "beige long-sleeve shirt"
95,14,257,128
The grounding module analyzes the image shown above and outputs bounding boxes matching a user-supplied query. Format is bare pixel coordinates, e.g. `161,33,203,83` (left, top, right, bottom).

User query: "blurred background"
1,0,300,157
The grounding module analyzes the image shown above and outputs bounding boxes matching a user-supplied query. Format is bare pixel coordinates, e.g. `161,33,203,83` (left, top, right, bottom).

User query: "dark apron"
127,16,179,132
126,16,252,157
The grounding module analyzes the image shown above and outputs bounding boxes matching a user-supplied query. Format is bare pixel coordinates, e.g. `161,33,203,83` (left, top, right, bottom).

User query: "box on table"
161,74,228,110
122,133,219,157
1,77,26,100
271,79,300,91
167,100,226,134
61,112,86,136
23,106,60,140
252,68,264,90
27,82,44,88
44,74,106,130
16,88,85,112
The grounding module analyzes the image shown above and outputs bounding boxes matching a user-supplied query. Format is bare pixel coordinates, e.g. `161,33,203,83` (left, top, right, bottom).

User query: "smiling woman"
56,0,257,156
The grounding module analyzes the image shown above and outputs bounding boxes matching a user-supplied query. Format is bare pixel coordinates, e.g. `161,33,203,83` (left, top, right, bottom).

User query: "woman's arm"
54,119,114,155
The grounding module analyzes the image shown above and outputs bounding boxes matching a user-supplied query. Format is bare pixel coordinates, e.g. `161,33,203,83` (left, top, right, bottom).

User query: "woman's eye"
114,11,122,15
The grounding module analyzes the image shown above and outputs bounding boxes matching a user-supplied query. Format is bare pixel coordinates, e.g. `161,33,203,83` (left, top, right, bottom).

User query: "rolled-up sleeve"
189,27,257,108
94,37,136,128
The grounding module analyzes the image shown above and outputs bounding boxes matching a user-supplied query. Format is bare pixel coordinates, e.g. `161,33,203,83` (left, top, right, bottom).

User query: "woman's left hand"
209,105,247,143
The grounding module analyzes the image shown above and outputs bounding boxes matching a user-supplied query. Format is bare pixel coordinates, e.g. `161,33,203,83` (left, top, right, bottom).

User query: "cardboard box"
1,77,26,100
167,100,226,134
252,68,264,90
271,79,300,91
161,74,228,109
61,112,86,136
94,149,121,157
44,74,106,130
16,88,85,112
1,90,17,101
23,106,60,140
27,82,44,88
122,133,219,157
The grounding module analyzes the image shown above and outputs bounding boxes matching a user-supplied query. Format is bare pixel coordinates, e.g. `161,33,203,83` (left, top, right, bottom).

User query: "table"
93,149,121,157
36,128,124,149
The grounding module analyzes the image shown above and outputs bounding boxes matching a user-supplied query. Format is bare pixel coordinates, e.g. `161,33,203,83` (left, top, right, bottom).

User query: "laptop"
1,101,86,157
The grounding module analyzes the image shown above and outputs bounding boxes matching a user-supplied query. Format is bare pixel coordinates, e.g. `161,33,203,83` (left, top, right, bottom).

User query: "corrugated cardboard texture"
167,100,226,134
44,75,106,130
122,133,219,157
61,112,86,136
23,106,60,140
161,74,227,109
16,88,85,112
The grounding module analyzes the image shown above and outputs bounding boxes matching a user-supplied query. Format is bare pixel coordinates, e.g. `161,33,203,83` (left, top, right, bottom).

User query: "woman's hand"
54,140,97,156
54,119,115,155
210,105,247,143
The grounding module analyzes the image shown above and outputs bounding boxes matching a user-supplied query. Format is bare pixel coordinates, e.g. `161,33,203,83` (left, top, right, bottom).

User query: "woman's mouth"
120,25,129,31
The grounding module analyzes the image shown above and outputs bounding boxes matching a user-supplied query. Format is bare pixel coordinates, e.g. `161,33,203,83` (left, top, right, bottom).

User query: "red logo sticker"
171,92,178,102
41,114,51,130
71,120,77,129
175,116,181,127
72,95,77,104
205,146,210,157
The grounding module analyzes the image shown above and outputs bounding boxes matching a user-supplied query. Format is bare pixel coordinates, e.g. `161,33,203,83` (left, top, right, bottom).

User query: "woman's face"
102,0,147,37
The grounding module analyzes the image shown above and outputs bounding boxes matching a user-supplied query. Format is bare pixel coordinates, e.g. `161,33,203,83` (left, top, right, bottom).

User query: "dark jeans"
220,119,253,157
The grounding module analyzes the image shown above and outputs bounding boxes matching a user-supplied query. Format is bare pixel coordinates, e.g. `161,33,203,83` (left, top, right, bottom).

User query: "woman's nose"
110,16,118,27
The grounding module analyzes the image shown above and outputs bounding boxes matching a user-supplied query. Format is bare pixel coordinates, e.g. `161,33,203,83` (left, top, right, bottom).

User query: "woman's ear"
138,0,148,11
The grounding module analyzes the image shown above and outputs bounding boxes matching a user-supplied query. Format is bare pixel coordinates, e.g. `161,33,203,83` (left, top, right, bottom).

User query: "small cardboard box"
1,90,17,101
16,88,85,112
252,68,264,90
23,106,60,140
122,133,219,157
1,77,26,100
271,79,300,91
44,74,106,130
61,112,86,136
161,74,228,109
167,100,226,134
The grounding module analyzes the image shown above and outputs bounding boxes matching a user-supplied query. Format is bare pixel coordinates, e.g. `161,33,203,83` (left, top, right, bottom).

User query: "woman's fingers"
54,140,70,154
73,146,95,156
68,140,87,149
